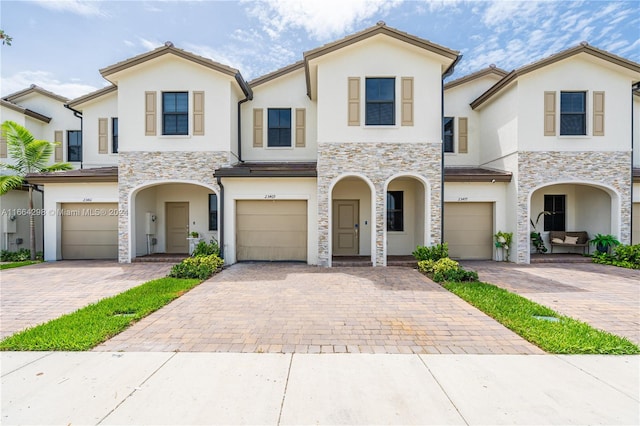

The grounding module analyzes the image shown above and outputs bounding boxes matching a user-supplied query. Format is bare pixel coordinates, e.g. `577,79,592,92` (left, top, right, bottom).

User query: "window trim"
386,191,404,232
365,77,396,126
267,108,292,148
559,91,587,136
162,91,189,136
67,130,82,162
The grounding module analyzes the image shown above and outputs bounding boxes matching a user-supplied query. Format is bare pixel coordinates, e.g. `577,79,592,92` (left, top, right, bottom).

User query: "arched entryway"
129,181,218,260
384,174,428,263
330,175,375,265
528,182,619,259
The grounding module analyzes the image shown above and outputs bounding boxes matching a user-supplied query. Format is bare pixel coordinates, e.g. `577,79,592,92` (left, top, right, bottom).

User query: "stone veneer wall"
317,142,442,267
118,151,230,262
516,151,632,264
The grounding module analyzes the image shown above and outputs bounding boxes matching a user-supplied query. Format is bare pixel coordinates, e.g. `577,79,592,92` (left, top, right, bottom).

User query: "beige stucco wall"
77,91,119,167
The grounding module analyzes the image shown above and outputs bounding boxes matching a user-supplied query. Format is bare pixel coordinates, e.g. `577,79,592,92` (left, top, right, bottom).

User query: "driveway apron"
0,261,172,339
95,263,542,354
462,261,640,345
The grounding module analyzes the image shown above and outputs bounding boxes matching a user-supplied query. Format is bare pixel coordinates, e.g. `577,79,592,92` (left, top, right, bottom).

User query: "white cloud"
138,37,164,50
245,0,403,41
33,0,108,17
1,70,99,99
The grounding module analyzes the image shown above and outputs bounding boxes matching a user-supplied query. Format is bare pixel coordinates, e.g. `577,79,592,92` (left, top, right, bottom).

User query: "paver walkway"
462,261,640,345
95,263,542,354
0,261,172,338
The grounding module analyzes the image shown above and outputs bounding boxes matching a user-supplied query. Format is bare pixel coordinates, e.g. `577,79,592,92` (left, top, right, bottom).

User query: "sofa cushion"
564,236,579,244
551,238,564,244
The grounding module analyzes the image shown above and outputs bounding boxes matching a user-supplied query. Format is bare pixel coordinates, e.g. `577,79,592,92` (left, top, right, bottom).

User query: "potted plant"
530,211,550,254
189,231,199,238
590,234,620,254
494,231,513,261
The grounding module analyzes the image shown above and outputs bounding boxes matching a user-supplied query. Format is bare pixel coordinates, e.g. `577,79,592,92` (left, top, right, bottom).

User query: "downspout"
64,104,83,169
235,73,253,163
631,83,639,244
440,55,462,244
216,175,225,260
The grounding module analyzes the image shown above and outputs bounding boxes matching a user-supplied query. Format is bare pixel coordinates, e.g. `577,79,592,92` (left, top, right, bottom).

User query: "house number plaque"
264,194,276,199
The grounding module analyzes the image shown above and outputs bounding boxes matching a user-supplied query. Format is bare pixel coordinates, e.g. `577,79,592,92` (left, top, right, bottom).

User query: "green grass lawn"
444,281,640,354
0,260,41,270
0,277,200,351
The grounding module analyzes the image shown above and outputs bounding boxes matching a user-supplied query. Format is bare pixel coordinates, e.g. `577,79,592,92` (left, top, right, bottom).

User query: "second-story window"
163,92,188,135
112,117,118,153
268,108,291,147
67,130,82,162
366,77,395,125
443,117,454,153
560,92,586,135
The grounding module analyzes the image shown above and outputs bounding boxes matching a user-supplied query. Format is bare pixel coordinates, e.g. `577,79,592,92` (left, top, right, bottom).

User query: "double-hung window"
67,130,82,162
267,108,291,147
443,117,454,153
162,92,188,135
387,191,404,232
560,92,586,135
366,78,395,125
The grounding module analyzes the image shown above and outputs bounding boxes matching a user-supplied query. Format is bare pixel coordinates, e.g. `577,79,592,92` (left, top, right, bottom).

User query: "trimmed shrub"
1,249,43,262
592,243,640,269
192,239,220,257
169,254,224,280
418,256,478,283
412,243,448,262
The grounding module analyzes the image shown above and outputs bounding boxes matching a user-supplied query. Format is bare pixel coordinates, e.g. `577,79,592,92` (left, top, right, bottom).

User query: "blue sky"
1,0,639,99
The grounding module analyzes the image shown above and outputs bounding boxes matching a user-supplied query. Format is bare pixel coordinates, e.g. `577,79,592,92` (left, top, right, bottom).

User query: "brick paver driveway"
95,263,542,354
462,261,640,345
0,261,172,339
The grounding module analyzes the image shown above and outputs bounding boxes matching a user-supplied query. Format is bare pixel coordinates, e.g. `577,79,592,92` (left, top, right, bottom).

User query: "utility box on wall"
145,212,156,234
2,214,17,234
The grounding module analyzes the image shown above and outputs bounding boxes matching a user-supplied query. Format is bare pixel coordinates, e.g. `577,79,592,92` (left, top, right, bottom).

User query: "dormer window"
162,92,188,135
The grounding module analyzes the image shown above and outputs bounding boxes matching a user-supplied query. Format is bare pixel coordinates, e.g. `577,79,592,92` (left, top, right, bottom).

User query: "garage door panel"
236,200,307,262
61,203,118,260
444,202,493,260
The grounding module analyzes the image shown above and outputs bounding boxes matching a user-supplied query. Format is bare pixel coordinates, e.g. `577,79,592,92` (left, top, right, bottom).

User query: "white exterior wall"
242,69,317,161
476,84,519,166
634,94,640,168
0,189,44,252
315,36,445,144
386,178,425,255
77,91,119,167
10,93,81,165
111,55,239,153
518,56,635,152
40,182,118,261
222,178,318,265
444,75,504,166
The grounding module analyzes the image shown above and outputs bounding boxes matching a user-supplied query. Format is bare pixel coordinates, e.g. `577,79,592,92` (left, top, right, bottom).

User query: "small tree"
0,29,12,46
1,121,72,259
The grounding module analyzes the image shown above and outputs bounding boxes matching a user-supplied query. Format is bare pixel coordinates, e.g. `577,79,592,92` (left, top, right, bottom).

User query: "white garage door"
633,203,640,245
444,202,493,260
236,200,307,261
61,203,118,259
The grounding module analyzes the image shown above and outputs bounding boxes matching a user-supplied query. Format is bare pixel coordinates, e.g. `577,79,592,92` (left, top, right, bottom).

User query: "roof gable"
3,84,69,104
471,42,640,110
0,99,52,123
68,85,117,108
445,65,509,91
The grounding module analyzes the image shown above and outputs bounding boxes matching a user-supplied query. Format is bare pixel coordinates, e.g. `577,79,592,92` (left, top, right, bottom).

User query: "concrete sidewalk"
2,352,638,425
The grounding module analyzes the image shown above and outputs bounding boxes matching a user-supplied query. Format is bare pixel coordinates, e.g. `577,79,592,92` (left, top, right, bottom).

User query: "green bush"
412,243,448,261
592,243,640,269
192,239,220,257
169,254,224,279
1,249,43,262
418,257,478,283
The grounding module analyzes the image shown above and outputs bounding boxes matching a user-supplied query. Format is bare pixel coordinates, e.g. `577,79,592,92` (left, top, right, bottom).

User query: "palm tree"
1,120,72,260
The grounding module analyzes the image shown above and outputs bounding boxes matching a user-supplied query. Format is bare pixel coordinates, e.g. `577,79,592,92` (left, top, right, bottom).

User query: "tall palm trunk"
28,185,36,260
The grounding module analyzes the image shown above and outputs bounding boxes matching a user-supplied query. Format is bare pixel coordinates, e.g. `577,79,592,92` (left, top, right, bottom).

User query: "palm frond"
43,162,73,172
0,174,24,195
